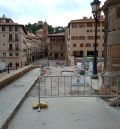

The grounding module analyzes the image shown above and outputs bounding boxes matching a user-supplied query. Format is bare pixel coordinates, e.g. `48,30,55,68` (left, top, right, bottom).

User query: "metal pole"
38,76,41,112
64,76,66,96
7,64,10,73
71,76,72,96
51,76,52,96
44,76,46,96
117,79,119,110
91,78,92,95
38,66,43,112
58,77,59,96
84,75,85,94
92,13,98,79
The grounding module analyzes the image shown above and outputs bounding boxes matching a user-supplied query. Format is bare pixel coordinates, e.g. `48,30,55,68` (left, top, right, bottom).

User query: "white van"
0,62,7,72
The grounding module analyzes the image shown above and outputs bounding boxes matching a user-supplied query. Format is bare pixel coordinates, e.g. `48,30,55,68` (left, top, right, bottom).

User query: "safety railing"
36,73,120,111
37,74,120,98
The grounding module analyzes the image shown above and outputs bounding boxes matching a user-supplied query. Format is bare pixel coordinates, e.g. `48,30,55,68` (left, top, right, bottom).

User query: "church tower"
43,20,48,35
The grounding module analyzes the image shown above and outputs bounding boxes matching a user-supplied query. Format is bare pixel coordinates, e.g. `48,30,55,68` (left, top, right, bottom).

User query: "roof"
68,16,104,26
47,32,65,37
0,17,27,34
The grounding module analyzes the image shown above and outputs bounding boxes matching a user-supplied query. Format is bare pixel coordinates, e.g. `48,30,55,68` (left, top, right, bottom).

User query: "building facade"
66,17,104,65
47,33,66,60
26,34,42,64
0,16,27,69
102,0,120,88
103,0,120,72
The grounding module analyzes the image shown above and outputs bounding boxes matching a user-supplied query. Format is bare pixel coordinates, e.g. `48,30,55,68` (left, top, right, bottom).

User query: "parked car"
0,62,7,73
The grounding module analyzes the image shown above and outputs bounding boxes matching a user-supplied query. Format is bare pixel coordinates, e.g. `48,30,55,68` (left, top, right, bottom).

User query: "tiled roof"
47,32,65,37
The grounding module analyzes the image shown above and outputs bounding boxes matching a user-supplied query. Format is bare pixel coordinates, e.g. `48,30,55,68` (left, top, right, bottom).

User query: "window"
2,26,5,31
9,53,13,56
59,38,61,42
61,46,63,49
50,46,52,50
93,43,98,47
15,34,18,41
87,22,92,27
102,29,104,32
6,20,9,23
73,43,76,47
50,53,52,56
97,22,100,27
94,22,100,27
9,34,12,41
71,36,76,40
98,29,100,32
9,44,12,50
16,62,19,67
80,44,84,47
3,53,6,56
53,38,55,42
15,44,19,50
9,26,12,31
97,36,101,39
79,23,85,28
73,51,76,56
86,43,91,47
50,38,52,42
72,23,78,28
102,51,104,57
102,22,104,27
9,63,12,67
61,53,63,57
87,30,89,32
88,36,95,40
116,7,120,17
15,53,19,56
3,44,5,45
62,38,65,42
79,36,85,40
15,26,18,31
79,51,83,57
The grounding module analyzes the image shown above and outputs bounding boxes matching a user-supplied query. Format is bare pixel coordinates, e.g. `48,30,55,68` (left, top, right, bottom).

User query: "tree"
25,22,65,34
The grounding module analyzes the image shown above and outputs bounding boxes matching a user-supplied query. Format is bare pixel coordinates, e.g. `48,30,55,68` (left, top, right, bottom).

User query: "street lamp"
91,0,101,79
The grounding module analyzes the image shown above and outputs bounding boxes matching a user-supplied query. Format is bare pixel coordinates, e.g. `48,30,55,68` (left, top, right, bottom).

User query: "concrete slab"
7,97,120,129
0,68,40,129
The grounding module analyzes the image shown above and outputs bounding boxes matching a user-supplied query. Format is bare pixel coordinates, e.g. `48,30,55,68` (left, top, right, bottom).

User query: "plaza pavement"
7,97,120,129
0,65,114,129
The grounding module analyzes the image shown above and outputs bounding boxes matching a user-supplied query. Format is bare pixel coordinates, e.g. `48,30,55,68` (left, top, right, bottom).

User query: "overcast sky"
0,0,106,26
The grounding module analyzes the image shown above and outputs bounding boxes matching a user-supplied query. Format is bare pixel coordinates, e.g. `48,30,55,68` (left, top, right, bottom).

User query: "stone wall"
0,66,33,89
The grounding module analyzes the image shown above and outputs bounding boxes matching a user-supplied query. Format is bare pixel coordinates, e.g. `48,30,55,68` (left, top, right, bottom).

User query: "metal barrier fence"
36,74,120,111
37,74,120,98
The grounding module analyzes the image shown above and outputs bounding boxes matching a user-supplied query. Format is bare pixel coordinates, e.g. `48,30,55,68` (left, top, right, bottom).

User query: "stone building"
36,21,48,57
26,34,42,64
65,16,104,66
103,0,120,72
47,33,66,60
102,0,120,88
0,16,27,69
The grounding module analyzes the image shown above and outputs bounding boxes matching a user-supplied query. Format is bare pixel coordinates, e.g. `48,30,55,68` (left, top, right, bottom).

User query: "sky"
0,0,106,27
